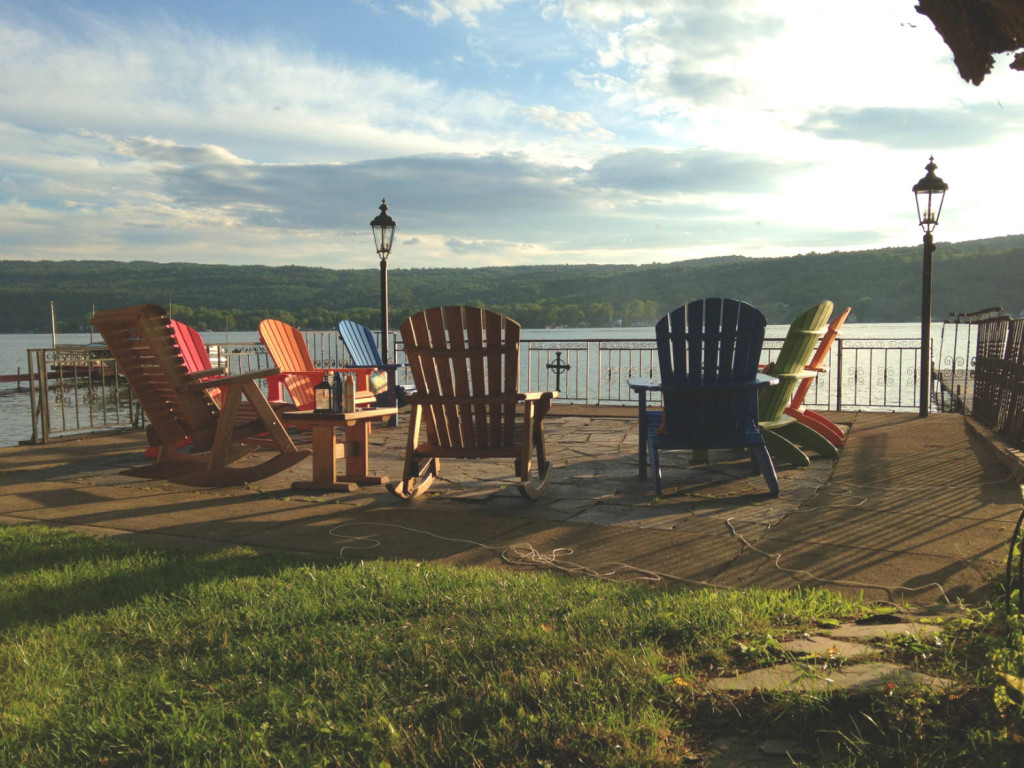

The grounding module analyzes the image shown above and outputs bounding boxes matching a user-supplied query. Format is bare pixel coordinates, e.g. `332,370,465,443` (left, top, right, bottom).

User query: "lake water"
0,322,953,448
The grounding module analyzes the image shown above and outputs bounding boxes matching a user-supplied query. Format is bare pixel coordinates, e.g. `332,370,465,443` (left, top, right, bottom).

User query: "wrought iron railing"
520,336,932,411
26,346,143,443
22,328,976,443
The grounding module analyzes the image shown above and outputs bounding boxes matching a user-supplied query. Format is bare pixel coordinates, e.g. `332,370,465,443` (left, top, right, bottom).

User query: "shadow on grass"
0,524,330,633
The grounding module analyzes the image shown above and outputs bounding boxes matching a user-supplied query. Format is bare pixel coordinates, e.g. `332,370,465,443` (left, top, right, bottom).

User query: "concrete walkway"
2,407,1021,607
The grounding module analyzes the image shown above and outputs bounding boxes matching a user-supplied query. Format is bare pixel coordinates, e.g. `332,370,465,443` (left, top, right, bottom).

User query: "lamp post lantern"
370,198,397,365
912,156,948,418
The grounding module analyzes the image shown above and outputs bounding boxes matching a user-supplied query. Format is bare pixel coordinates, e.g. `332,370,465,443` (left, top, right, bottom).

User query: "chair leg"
519,407,553,499
750,444,780,497
387,403,438,500
648,433,663,497
636,394,649,480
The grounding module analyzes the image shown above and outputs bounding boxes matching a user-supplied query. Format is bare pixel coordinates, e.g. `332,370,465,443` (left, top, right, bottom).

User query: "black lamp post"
370,199,397,365
912,156,948,418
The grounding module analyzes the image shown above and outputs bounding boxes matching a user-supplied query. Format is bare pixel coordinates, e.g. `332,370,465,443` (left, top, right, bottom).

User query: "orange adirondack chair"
93,305,308,486
258,318,374,410
389,306,555,500
784,307,851,447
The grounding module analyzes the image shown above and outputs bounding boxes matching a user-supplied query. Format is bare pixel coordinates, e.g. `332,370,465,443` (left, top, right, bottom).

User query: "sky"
1,0,1022,271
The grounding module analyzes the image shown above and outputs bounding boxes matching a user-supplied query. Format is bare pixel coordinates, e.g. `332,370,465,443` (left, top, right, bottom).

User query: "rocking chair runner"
627,298,780,497
389,305,555,500
93,305,309,486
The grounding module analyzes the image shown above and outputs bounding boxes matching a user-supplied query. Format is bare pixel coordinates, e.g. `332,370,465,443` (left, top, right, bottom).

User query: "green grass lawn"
1,524,1022,767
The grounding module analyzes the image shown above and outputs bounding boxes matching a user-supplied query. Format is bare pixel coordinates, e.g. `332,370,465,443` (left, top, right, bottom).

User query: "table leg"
291,424,357,491
336,419,388,485
291,418,389,491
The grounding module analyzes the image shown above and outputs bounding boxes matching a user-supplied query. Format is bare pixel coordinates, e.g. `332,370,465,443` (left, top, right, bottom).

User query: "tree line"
1,234,1022,333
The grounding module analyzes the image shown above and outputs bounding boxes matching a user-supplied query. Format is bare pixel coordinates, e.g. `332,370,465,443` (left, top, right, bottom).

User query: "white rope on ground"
327,521,732,588
325,468,1016,603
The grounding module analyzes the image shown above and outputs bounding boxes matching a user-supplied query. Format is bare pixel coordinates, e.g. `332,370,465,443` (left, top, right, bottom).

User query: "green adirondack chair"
758,301,840,467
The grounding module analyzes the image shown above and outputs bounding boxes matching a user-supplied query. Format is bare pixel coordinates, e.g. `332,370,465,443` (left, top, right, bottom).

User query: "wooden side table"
282,408,398,491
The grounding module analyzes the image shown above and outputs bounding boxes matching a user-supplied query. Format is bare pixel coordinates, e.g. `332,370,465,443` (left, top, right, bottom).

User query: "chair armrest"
183,367,226,380
627,376,659,392
770,370,816,382
190,367,281,389
343,362,407,372
653,375,776,393
520,391,557,401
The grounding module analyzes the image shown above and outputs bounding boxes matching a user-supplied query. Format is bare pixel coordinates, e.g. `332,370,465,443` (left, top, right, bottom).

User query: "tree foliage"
1,235,1022,332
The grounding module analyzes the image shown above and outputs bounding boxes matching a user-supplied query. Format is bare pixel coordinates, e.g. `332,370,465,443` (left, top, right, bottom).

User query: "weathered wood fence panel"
972,316,1024,450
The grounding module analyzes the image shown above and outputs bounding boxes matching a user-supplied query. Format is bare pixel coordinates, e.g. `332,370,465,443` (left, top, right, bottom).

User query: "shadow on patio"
1,406,1021,607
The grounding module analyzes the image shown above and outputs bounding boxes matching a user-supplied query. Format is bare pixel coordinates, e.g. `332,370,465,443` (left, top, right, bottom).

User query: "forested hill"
2,234,1022,332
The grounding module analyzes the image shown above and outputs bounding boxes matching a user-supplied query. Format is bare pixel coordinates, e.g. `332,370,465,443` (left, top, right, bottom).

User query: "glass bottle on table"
343,374,356,412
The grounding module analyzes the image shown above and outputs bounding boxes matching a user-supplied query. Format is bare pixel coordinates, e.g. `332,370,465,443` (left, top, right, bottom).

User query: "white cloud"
399,0,516,27
0,0,1020,272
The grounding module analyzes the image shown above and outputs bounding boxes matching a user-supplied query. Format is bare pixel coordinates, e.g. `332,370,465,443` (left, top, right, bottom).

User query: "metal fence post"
836,338,843,413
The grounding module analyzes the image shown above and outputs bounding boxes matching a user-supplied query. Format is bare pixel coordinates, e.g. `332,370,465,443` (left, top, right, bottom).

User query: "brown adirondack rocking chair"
143,318,224,458
389,306,555,500
93,305,309,486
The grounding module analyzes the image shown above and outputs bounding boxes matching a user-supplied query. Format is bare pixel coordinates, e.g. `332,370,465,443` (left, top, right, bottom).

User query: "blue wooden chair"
627,298,780,497
337,320,414,419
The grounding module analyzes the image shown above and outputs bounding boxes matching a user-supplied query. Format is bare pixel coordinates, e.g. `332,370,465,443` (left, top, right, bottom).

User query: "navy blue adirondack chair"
337,320,414,421
627,298,780,497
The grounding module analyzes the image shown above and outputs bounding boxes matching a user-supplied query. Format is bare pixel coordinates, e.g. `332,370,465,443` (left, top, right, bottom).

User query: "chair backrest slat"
401,306,521,452
94,305,220,449
655,298,767,449
789,306,851,411
337,320,384,367
445,305,475,449
259,318,317,408
758,301,834,420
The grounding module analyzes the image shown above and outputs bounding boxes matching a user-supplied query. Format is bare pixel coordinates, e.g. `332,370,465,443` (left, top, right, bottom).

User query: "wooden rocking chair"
389,306,555,500
93,305,309,486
